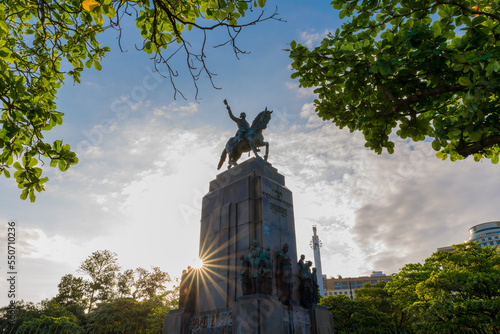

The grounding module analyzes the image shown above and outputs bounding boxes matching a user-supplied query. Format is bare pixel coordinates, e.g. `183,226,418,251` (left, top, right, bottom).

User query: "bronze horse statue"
217,107,273,170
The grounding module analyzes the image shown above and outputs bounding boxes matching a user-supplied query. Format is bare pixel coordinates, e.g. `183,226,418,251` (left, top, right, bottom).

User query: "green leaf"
431,140,441,151
471,16,486,26
0,20,8,33
0,47,12,58
431,21,441,37
28,158,38,168
20,188,28,200
332,1,343,10
28,189,36,203
458,76,472,86
94,60,102,71
58,159,68,172
486,61,500,76
454,54,466,63
13,162,23,171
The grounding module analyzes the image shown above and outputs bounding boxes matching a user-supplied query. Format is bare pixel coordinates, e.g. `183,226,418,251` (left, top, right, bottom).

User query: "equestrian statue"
217,99,272,170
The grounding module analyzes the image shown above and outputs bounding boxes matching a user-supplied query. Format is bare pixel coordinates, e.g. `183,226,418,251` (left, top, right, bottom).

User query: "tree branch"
436,0,500,22
456,134,500,157
394,84,466,110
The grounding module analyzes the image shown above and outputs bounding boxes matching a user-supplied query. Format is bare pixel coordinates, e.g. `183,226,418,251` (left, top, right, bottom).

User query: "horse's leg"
249,139,262,160
228,145,243,168
228,153,235,169
234,151,242,165
263,142,269,161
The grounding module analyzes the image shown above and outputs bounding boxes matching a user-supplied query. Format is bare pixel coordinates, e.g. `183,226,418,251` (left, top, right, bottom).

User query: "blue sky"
1,0,499,305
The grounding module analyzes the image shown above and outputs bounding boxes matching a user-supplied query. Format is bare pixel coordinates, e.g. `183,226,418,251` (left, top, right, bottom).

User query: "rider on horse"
218,99,272,170
225,99,250,146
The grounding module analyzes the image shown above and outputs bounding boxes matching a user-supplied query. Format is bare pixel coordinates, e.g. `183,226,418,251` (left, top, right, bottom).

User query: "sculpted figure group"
240,240,273,295
297,254,320,308
179,266,197,310
239,241,319,308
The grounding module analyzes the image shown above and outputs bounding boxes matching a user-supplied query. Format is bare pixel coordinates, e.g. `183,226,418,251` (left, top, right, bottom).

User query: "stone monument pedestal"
164,158,334,333
164,296,333,334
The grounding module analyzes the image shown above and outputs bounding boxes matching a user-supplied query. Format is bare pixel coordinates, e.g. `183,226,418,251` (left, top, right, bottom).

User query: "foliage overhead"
289,0,500,163
0,0,275,201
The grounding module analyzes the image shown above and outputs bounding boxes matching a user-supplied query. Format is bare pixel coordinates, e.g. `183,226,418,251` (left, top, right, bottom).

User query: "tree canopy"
320,286,403,333
85,297,170,333
320,245,500,332
78,250,121,312
386,243,500,331
15,315,85,334
0,249,177,332
289,0,500,164
0,0,274,201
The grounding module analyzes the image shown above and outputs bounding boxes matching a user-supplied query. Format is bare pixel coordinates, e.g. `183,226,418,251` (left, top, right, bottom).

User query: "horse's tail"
217,149,227,170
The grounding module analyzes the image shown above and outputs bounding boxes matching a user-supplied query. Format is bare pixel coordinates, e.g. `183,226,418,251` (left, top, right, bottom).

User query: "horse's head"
251,107,273,131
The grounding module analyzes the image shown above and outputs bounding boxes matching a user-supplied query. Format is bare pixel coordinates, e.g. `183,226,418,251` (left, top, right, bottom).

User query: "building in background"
468,221,500,247
438,221,500,251
437,245,455,252
324,271,393,300
310,225,325,297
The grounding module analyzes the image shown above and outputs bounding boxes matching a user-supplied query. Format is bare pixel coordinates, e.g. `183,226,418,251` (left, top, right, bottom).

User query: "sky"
1,0,499,306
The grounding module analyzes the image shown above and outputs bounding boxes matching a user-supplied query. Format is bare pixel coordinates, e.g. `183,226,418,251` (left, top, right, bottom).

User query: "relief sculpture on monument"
239,241,274,296
277,243,292,304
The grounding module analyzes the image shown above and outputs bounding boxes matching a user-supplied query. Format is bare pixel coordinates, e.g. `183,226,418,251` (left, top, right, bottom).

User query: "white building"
468,221,500,247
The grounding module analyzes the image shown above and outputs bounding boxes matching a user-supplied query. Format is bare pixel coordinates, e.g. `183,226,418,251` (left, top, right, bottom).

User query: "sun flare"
192,257,204,270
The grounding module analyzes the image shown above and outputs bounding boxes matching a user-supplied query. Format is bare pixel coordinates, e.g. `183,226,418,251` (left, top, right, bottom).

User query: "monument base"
164,159,334,333
163,295,334,334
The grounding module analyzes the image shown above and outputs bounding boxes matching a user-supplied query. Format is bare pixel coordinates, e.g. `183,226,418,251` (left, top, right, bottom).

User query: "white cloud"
84,81,102,88
285,81,315,98
298,30,329,48
299,102,325,128
153,102,199,118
